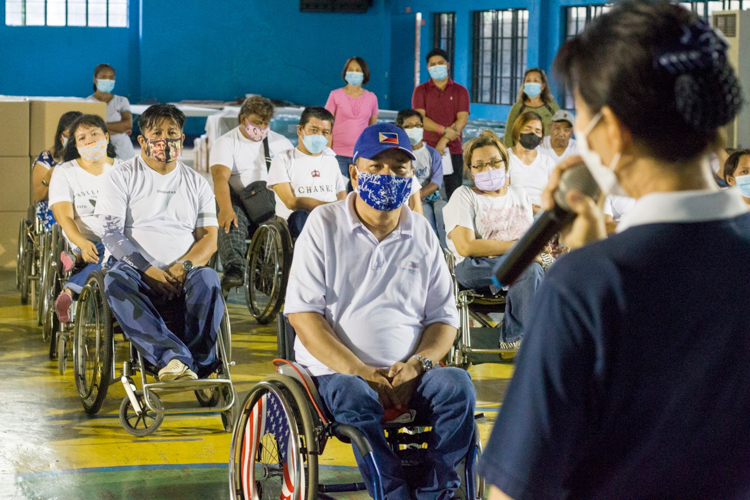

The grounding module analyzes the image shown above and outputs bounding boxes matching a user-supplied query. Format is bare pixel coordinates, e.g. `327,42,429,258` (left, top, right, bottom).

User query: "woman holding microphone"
478,1,749,498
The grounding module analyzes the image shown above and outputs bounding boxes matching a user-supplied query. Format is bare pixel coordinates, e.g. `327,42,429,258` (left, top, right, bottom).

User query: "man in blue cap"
284,123,476,499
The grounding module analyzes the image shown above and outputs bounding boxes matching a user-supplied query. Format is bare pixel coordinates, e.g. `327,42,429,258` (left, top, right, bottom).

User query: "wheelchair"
40,223,76,373
73,267,236,437
228,313,484,500
16,205,44,308
443,250,518,369
243,216,294,325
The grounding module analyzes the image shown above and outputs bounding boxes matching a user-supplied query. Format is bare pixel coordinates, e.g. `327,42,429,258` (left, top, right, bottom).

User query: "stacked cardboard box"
0,97,106,269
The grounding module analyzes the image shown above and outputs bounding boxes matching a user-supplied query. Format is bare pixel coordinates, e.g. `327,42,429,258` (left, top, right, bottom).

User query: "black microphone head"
553,162,602,211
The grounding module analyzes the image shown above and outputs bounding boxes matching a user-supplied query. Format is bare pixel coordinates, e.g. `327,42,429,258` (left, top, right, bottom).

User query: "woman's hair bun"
656,19,744,132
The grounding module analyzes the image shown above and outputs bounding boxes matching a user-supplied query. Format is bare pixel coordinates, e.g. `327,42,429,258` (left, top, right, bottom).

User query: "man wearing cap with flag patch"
284,122,476,499
539,110,578,166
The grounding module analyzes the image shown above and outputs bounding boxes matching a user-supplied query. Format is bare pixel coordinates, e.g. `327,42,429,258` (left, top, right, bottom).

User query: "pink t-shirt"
325,88,378,157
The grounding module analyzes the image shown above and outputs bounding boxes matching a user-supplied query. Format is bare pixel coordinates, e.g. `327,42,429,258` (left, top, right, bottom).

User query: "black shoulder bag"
239,137,276,224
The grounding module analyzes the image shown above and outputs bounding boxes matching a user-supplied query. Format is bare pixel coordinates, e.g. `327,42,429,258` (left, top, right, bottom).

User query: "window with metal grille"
678,0,747,22
5,0,128,27
433,12,456,79
471,9,529,106
560,4,612,109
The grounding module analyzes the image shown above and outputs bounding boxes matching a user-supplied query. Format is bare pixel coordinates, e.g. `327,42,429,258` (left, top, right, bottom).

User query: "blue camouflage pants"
104,260,224,377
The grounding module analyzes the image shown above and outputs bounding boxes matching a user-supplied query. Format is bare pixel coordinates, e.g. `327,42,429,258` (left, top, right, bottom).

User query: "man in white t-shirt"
96,104,222,383
285,123,475,499
539,110,577,166
267,107,347,238
210,96,294,290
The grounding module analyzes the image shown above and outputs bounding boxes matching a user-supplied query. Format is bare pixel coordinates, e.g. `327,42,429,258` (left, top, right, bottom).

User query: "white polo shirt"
603,195,637,222
285,192,458,376
508,149,556,206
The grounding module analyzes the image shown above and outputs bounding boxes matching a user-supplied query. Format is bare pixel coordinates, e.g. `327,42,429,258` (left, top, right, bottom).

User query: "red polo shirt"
412,78,471,155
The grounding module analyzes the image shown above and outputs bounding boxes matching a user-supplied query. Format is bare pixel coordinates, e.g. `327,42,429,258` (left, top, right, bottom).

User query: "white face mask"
575,112,626,197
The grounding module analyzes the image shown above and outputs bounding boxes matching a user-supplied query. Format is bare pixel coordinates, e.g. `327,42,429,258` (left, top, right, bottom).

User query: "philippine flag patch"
379,132,399,144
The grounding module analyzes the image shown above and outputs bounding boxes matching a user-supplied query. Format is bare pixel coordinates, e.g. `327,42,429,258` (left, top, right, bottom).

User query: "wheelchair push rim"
16,218,26,290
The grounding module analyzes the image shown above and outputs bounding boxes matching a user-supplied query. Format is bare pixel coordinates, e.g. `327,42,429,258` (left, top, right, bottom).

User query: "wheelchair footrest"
465,327,516,364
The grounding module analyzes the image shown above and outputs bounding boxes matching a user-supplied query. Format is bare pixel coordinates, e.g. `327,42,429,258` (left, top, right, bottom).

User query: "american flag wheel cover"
240,391,306,500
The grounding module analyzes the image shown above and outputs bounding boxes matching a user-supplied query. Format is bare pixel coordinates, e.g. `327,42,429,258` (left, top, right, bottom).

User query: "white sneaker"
158,359,198,382
498,340,522,350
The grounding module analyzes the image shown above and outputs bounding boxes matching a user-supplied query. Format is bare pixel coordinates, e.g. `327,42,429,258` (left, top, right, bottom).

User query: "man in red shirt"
412,48,470,199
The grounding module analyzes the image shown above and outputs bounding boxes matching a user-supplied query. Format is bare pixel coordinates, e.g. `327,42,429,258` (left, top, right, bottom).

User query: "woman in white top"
49,115,119,323
88,63,135,160
507,111,556,211
444,130,544,349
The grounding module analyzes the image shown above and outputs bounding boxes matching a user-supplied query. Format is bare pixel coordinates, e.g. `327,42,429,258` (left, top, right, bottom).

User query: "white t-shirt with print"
267,148,348,220
94,157,218,270
444,185,534,264
88,94,135,160
603,195,637,222
508,149,556,206
209,126,293,193
539,136,577,166
48,158,119,243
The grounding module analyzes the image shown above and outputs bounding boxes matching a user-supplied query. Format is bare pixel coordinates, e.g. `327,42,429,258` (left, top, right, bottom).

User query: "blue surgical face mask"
345,71,364,87
735,174,750,198
524,82,542,98
302,134,328,155
356,172,413,212
428,64,448,81
96,79,115,93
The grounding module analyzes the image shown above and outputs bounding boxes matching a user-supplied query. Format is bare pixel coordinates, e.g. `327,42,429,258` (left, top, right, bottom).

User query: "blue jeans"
66,241,105,294
454,256,544,343
422,199,447,248
336,155,353,193
315,367,476,499
104,260,224,377
287,210,309,239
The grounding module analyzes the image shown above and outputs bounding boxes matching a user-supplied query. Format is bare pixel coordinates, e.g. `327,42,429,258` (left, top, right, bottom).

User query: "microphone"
493,162,601,287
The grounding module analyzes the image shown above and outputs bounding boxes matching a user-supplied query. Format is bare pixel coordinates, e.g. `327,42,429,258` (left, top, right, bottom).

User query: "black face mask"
519,132,542,150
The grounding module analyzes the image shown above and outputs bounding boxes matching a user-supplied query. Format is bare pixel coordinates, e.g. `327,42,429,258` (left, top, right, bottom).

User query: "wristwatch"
179,260,194,272
410,355,433,374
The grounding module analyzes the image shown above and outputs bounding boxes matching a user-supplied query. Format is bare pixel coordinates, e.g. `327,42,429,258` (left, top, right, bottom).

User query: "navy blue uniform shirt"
478,189,750,499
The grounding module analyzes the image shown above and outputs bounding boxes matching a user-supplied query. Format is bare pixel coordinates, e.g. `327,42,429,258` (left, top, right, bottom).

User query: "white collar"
616,188,748,233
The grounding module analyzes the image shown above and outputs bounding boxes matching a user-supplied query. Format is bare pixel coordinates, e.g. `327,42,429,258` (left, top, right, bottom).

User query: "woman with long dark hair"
502,68,560,148
478,2,749,498
31,111,82,231
88,63,135,159
49,115,120,323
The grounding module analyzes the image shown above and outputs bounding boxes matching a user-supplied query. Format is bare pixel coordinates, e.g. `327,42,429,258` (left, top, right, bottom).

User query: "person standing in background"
503,68,560,149
88,63,135,160
412,48,470,200
325,57,379,187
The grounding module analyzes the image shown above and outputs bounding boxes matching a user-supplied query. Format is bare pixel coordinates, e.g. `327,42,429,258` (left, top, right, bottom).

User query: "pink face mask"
474,168,508,192
244,121,270,142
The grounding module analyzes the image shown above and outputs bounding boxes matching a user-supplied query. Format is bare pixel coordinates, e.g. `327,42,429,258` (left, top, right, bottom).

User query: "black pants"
444,153,465,201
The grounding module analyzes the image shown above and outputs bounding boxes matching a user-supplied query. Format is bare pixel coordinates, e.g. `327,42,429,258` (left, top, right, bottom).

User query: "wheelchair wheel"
244,218,293,325
455,423,485,500
16,219,25,290
119,391,164,437
74,271,114,415
229,377,319,500
38,231,51,329
19,220,32,305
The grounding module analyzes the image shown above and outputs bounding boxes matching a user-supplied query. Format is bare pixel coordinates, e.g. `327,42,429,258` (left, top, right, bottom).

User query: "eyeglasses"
470,158,506,170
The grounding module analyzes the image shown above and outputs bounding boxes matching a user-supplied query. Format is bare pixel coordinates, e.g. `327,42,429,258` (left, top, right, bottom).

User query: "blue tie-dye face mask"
356,172,413,212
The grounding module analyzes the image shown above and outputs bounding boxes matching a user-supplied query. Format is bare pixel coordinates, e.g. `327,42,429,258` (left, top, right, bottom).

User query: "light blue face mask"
345,71,364,87
524,82,542,98
302,134,328,155
735,174,750,198
96,79,115,93
428,64,448,81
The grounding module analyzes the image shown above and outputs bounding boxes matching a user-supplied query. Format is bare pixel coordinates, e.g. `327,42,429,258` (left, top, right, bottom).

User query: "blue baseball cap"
352,123,416,163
